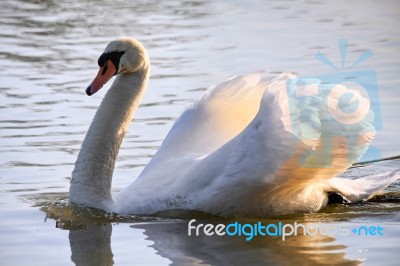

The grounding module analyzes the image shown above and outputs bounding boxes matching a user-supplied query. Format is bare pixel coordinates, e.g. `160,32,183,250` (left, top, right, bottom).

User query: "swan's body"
70,37,400,217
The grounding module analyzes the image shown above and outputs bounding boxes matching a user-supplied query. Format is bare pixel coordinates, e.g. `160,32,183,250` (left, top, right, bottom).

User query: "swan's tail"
326,168,400,202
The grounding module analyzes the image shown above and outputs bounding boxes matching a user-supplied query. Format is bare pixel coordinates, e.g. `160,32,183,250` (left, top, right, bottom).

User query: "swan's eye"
98,51,125,74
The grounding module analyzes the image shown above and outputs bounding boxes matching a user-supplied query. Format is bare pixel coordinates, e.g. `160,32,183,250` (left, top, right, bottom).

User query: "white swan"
69,37,400,217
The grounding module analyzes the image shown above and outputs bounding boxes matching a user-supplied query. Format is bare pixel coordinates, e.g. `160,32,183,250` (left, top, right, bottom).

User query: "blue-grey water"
1,0,400,265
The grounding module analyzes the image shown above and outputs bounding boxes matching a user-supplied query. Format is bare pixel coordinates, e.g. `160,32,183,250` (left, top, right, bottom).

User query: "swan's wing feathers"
196,75,377,215
233,76,376,182
328,169,400,202
143,72,275,169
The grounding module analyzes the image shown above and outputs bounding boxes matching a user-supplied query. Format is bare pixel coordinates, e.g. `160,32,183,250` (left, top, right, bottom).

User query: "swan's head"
86,37,150,96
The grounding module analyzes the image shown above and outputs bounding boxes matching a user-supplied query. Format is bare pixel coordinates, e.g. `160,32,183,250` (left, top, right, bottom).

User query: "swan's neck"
70,67,150,209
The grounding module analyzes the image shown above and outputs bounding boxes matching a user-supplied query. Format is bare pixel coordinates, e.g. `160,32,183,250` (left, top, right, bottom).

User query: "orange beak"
86,60,117,96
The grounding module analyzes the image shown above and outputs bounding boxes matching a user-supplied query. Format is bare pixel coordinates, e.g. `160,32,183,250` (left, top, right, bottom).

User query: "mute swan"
69,37,400,217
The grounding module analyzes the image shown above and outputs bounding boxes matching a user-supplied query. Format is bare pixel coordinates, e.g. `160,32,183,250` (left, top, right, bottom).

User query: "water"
1,0,399,265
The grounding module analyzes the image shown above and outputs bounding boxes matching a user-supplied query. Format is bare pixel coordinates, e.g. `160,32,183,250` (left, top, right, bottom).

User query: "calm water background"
1,0,400,265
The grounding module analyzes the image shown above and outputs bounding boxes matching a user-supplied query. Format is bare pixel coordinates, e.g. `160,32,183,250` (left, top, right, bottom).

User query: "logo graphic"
188,219,384,241
286,39,382,166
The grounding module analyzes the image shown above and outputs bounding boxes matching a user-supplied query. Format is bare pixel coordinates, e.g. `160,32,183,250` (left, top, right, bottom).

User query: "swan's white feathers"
140,71,273,176
328,169,400,202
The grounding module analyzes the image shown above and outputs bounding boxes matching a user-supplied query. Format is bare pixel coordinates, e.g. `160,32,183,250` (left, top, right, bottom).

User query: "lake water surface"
1,0,400,265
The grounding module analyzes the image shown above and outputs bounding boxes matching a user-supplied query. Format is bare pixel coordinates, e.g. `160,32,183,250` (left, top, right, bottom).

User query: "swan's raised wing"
140,72,274,175
190,74,377,216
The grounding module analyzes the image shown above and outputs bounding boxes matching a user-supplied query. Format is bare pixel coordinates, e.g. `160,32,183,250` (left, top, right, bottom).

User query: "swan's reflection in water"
69,224,113,266
68,220,360,265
